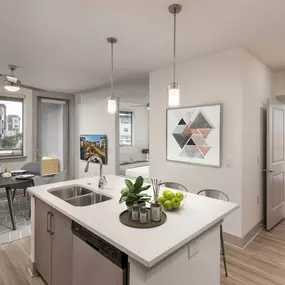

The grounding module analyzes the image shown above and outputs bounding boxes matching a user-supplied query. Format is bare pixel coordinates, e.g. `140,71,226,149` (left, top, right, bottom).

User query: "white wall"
273,71,285,97
241,50,273,236
75,91,119,178
149,47,274,238
120,102,149,156
150,48,244,237
76,81,149,178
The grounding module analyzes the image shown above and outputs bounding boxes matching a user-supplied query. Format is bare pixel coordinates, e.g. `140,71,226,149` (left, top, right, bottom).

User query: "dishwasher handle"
86,239,100,252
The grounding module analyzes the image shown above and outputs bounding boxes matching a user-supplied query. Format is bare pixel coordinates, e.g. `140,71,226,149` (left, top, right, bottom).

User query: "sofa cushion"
120,153,133,165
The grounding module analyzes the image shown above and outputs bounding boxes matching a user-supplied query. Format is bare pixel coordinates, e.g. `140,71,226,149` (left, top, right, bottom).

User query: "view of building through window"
0,97,23,156
119,111,133,146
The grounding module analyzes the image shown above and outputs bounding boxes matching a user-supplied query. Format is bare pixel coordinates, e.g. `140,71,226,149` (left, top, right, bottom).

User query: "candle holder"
151,178,162,222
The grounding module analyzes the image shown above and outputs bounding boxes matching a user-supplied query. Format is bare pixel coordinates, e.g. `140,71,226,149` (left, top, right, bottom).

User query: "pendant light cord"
173,8,176,82
111,42,114,98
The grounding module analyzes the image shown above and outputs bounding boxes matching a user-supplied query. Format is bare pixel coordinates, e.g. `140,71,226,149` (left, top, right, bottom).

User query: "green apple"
163,190,171,198
158,196,166,205
176,192,184,201
165,191,175,201
163,200,173,210
171,198,181,209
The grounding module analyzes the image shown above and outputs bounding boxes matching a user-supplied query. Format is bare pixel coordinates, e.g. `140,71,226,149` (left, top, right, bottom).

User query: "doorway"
37,98,69,178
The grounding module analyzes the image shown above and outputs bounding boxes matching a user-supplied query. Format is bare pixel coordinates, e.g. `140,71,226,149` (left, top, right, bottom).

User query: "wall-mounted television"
80,135,107,165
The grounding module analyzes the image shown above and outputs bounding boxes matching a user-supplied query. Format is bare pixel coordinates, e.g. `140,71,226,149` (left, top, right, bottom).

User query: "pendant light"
107,37,118,114
4,65,21,92
168,4,182,107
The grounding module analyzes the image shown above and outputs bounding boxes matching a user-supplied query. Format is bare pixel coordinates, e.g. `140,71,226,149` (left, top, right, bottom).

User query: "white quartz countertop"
28,175,238,268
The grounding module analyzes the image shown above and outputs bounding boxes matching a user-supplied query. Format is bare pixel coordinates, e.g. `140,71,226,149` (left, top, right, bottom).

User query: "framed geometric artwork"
166,104,222,167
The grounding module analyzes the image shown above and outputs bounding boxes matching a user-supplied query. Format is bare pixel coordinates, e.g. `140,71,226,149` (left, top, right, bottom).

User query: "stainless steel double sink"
48,185,112,207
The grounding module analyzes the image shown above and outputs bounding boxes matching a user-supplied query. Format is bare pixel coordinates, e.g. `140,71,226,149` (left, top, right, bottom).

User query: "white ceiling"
1,0,285,93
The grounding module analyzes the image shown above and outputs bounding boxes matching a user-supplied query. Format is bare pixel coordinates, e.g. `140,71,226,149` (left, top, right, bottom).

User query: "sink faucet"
84,154,107,189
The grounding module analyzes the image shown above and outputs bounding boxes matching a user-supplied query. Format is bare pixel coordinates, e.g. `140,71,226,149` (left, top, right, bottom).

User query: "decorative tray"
119,208,167,229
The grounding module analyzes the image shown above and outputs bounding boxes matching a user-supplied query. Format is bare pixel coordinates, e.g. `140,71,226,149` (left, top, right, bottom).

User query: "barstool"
159,182,188,192
197,189,229,277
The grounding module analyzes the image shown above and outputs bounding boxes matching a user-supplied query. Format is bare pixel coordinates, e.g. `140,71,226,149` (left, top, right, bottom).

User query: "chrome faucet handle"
98,176,107,189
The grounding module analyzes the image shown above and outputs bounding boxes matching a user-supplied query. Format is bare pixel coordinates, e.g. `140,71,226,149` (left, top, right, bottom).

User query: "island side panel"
28,195,37,276
129,224,220,285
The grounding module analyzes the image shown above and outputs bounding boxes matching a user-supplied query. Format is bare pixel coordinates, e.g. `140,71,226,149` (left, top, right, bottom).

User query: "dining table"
0,175,35,230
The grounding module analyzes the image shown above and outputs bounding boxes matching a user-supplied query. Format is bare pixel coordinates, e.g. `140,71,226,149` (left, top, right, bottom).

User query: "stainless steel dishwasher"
72,221,129,285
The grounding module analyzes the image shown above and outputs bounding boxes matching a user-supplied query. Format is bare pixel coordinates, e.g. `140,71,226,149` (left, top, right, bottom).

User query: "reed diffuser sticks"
151,178,161,203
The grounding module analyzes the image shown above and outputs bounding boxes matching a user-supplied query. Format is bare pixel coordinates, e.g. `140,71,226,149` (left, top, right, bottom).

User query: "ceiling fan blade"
21,84,46,91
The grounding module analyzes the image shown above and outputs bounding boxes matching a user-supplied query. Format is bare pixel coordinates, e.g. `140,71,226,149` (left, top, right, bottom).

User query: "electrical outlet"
257,196,260,205
188,240,199,259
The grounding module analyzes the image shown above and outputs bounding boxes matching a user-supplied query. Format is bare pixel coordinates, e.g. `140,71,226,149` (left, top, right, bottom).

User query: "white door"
37,98,69,178
266,103,285,230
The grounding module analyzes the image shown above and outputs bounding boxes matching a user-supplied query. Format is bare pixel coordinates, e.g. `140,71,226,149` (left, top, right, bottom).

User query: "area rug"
0,196,31,244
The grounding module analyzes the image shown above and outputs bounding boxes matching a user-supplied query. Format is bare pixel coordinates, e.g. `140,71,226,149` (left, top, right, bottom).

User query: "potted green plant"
119,176,151,211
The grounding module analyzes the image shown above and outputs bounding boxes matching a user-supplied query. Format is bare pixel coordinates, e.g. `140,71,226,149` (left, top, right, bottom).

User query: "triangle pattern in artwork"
173,124,187,134
183,127,192,135
178,118,186,125
180,145,204,159
187,138,196,146
199,129,212,139
199,146,211,156
173,133,192,149
190,112,213,129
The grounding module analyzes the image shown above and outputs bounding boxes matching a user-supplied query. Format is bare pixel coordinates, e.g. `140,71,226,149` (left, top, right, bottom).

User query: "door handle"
263,169,276,173
47,211,51,233
50,212,54,235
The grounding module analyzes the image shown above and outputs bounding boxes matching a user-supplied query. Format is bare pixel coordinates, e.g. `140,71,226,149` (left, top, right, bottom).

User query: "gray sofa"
119,151,149,176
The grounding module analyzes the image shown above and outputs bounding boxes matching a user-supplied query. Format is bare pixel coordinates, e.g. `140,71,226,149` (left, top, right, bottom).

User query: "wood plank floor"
0,221,284,285
221,220,285,285
0,237,45,285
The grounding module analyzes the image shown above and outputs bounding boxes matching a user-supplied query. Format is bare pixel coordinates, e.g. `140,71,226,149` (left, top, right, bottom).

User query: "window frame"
119,111,133,147
0,96,24,158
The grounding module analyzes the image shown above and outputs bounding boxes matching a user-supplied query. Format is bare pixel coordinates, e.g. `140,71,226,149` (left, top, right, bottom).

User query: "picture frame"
80,135,108,165
166,104,222,168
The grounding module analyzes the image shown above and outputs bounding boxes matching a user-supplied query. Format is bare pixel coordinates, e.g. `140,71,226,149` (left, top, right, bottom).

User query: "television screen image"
80,135,107,165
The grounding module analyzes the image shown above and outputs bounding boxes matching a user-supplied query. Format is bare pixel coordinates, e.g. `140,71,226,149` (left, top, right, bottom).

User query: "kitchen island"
28,175,238,285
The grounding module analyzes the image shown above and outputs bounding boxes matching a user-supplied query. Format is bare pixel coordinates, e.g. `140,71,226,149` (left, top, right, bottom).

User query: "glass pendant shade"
4,76,20,92
4,82,20,92
107,96,118,114
168,82,180,107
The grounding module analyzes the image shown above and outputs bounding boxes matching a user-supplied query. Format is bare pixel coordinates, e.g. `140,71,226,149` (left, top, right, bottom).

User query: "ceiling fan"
130,103,150,110
0,65,37,92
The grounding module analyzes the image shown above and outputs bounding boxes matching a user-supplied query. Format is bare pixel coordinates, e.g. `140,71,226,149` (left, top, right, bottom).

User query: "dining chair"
159,182,188,192
21,161,41,175
197,189,229,277
12,161,41,200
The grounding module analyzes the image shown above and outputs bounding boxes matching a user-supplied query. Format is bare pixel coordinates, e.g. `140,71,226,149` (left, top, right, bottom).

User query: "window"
0,97,23,157
119,111,133,146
